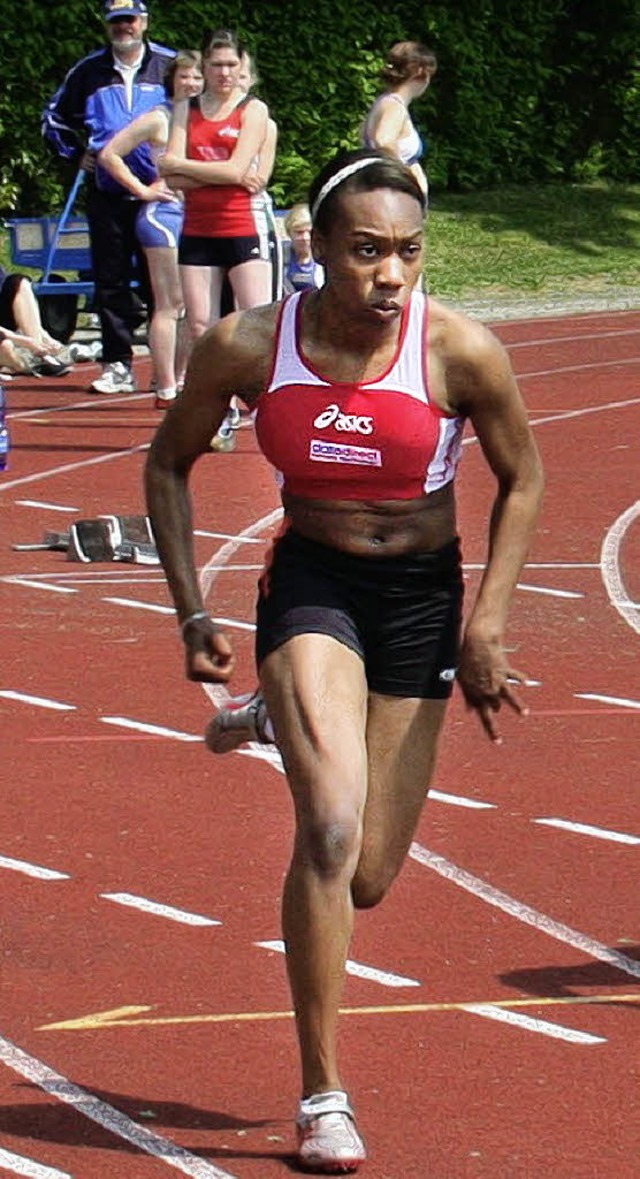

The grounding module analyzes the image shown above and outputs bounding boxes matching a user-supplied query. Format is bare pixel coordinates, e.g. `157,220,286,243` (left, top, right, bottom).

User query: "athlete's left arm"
448,319,545,741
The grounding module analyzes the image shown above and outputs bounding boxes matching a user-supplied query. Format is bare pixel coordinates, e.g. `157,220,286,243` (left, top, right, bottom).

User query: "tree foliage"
0,0,637,215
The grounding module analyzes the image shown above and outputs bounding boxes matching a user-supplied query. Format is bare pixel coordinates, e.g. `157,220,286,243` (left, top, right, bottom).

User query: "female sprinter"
145,148,544,1173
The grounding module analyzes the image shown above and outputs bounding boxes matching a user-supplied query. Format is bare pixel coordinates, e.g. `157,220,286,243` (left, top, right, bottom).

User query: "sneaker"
35,353,73,377
296,1091,366,1174
204,691,273,754
154,387,177,410
210,425,237,453
227,404,242,429
69,340,102,363
90,362,136,395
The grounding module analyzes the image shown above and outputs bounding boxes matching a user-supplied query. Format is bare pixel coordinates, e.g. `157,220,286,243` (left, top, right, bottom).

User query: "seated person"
0,265,71,376
283,204,324,293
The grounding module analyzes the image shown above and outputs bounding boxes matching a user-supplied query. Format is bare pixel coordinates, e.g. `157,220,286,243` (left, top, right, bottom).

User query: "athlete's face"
173,65,204,101
204,48,241,96
314,188,424,325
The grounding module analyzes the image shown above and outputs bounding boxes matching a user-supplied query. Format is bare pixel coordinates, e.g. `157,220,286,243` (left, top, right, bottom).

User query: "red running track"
0,309,639,1179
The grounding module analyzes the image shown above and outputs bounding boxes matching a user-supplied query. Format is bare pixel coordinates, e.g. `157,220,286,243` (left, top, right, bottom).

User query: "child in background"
283,204,323,293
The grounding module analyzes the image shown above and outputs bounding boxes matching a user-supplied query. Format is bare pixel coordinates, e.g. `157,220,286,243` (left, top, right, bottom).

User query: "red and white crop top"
254,290,465,501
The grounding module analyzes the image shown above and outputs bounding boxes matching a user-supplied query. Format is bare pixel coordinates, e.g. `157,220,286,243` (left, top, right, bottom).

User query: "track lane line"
0,1033,238,1179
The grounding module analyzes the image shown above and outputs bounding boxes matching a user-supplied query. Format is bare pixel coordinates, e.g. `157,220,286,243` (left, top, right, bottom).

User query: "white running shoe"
204,691,273,754
69,340,102,363
296,1091,366,1174
209,419,237,452
90,362,136,394
227,404,242,429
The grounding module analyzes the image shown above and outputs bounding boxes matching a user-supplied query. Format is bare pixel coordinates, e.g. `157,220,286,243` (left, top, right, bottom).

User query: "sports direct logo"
309,440,382,467
313,403,374,435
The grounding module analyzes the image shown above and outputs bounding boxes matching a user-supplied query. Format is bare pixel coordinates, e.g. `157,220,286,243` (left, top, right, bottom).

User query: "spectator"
0,265,71,377
283,204,324,293
42,0,175,394
160,28,273,450
362,41,437,199
98,50,204,407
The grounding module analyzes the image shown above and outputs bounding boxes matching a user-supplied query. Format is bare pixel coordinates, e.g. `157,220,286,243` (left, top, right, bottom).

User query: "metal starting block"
12,515,159,564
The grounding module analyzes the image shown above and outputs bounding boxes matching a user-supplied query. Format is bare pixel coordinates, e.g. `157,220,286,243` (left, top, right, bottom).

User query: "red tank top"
183,98,261,238
254,292,465,501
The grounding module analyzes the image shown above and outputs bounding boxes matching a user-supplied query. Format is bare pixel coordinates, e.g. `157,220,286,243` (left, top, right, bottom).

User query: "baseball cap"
104,0,148,19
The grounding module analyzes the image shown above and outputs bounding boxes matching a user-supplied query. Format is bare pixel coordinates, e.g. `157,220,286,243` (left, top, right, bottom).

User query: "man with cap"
43,1,175,394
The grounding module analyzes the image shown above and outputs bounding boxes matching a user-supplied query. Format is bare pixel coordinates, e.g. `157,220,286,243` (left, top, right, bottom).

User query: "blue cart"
6,171,93,342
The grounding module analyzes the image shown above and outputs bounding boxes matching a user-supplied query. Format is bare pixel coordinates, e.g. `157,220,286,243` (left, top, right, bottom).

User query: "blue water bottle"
0,382,10,471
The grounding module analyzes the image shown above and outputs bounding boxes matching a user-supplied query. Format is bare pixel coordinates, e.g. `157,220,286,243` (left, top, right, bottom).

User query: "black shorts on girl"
178,234,270,268
256,528,464,699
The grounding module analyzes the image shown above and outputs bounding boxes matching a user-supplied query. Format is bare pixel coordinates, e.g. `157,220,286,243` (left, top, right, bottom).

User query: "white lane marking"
0,690,75,711
10,391,150,421
576,692,640,711
11,578,77,595
534,818,640,845
0,1147,72,1178
102,597,175,615
409,843,640,981
213,616,256,632
101,892,221,926
257,939,420,988
521,357,640,379
0,1033,238,1179
464,1004,605,1045
516,582,584,599
101,716,202,741
199,508,284,725
15,500,79,513
465,562,599,570
527,394,640,428
429,789,496,810
0,442,150,493
507,327,640,350
601,500,640,635
0,855,70,881
194,529,263,543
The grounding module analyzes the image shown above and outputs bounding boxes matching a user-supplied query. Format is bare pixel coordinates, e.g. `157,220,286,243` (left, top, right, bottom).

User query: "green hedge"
1,0,638,215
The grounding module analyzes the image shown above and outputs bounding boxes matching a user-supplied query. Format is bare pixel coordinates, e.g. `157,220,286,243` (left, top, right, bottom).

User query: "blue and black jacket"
42,40,176,195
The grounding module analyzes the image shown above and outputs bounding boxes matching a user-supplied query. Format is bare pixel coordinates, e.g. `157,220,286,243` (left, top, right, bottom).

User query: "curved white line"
199,506,285,770
600,500,640,635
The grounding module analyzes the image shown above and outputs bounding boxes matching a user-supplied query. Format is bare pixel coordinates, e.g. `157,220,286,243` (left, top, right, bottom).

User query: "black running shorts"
178,234,270,268
255,528,464,699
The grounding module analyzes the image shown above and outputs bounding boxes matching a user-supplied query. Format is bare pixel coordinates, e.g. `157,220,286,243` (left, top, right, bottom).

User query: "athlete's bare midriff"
282,482,457,557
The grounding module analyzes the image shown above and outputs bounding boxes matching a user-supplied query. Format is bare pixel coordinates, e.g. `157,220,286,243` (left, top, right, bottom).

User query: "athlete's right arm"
99,110,171,201
144,308,277,682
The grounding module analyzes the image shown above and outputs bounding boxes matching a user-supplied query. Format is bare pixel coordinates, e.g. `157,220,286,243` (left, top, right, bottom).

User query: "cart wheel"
37,274,79,344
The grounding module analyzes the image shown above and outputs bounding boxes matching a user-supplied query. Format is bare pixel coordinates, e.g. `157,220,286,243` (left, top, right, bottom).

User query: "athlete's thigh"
229,259,273,310
260,634,369,820
179,264,209,327
362,692,448,867
145,247,181,308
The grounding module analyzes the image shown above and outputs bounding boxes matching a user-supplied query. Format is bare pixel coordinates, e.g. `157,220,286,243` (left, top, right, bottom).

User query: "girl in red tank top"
161,30,273,341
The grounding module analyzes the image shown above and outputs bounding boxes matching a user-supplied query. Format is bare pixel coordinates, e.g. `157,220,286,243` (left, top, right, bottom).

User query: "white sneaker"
296,1091,366,1174
209,422,237,452
69,340,102,363
90,362,136,394
204,691,273,754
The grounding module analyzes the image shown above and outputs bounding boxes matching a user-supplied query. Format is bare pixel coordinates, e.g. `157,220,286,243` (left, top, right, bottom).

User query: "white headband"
310,158,381,223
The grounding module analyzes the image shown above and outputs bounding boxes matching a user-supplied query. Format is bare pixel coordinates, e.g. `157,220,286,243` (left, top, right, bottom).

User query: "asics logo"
313,403,374,435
